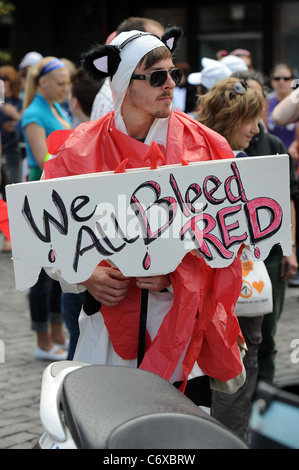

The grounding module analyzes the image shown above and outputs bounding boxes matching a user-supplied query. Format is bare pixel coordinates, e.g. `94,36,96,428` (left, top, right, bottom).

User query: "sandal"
35,344,68,361
54,339,70,351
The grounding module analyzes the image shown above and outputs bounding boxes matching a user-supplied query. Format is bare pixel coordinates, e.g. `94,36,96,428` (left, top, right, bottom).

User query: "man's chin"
155,106,172,119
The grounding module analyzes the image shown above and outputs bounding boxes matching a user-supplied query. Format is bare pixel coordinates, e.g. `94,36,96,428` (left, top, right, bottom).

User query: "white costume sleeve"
44,266,86,294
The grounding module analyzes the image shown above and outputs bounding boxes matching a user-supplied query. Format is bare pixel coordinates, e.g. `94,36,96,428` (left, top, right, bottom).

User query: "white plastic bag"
235,249,273,317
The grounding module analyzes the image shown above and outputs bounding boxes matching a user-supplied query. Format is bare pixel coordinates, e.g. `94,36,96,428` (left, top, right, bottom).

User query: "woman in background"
21,57,71,360
197,76,297,445
22,56,71,180
267,63,298,159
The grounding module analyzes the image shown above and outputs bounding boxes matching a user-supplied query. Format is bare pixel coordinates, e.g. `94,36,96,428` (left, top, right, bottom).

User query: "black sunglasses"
273,76,293,81
229,80,248,99
131,68,183,87
0,76,9,81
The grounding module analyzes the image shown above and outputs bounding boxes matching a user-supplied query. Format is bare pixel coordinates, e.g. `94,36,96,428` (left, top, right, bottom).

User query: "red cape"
0,200,10,241
45,111,235,177
45,111,243,389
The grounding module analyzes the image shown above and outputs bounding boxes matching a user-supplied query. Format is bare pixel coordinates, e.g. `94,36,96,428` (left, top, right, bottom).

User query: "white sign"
6,155,292,291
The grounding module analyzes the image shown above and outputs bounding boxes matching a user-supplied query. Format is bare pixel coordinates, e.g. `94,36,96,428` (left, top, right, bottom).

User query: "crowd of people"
0,15,299,447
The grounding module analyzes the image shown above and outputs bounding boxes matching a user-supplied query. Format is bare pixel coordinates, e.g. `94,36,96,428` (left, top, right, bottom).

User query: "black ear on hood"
161,26,183,54
81,44,121,81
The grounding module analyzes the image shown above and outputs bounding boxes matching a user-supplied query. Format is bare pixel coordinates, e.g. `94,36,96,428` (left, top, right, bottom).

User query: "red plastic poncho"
0,200,10,241
44,111,244,389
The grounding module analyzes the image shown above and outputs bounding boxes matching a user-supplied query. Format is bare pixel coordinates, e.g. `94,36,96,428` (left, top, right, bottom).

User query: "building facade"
1,1,299,79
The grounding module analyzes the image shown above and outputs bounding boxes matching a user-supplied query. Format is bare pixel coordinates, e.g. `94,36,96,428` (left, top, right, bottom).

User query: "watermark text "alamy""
290,339,299,364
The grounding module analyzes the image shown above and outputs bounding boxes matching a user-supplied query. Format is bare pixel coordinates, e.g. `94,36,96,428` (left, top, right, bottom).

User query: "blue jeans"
61,292,85,359
30,269,62,331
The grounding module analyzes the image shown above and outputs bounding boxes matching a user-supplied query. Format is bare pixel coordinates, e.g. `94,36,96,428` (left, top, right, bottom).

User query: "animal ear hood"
81,44,121,81
81,26,184,82
161,26,183,54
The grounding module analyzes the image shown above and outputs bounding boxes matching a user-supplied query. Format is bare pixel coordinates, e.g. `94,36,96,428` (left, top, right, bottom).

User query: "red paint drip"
254,246,261,259
142,251,151,270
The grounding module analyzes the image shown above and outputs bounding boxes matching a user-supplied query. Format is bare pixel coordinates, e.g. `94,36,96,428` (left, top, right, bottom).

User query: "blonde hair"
60,58,76,77
22,56,66,109
197,77,264,148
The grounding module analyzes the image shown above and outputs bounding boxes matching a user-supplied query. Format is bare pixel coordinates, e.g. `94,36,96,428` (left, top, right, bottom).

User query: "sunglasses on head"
131,68,183,87
229,80,248,99
273,76,293,81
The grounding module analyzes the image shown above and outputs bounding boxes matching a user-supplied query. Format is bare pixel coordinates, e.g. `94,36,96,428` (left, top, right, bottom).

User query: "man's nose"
164,72,176,88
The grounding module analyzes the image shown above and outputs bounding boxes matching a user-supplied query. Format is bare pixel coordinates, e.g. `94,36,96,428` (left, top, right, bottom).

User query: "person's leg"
61,292,84,359
259,246,286,382
30,269,51,349
211,316,263,444
30,270,67,359
49,279,66,346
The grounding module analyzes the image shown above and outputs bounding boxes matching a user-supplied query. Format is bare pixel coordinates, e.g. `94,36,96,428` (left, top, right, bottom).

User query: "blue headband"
37,59,65,80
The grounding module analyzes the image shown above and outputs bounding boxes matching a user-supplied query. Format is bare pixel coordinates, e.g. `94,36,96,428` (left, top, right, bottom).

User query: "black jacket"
246,123,299,201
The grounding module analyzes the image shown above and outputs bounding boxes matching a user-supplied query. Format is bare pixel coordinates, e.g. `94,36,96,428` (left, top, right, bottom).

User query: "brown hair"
138,46,172,71
0,65,20,100
117,17,164,36
270,63,293,79
197,77,264,147
71,68,103,116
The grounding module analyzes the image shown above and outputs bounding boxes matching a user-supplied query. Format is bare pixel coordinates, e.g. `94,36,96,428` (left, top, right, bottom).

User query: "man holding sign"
43,27,245,405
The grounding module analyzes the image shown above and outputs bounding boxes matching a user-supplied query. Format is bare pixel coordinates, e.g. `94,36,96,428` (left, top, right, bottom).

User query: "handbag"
235,249,273,317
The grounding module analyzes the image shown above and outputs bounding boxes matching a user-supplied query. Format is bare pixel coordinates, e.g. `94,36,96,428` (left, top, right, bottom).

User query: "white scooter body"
34,361,248,450
36,361,90,449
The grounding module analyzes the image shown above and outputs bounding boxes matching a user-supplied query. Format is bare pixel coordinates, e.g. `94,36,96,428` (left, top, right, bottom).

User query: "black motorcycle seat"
61,365,247,449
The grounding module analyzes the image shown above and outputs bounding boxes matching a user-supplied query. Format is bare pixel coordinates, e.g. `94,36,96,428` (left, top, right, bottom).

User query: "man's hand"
135,274,171,292
80,266,130,306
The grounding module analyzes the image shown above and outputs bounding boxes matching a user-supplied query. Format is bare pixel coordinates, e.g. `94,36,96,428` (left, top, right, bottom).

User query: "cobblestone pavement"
0,238,298,449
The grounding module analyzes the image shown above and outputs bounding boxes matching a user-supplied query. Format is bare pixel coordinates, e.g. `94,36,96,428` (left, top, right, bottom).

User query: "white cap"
19,51,43,70
220,54,248,72
187,57,232,89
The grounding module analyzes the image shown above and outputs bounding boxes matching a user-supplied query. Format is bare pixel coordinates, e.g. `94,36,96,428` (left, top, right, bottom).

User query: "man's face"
123,57,176,121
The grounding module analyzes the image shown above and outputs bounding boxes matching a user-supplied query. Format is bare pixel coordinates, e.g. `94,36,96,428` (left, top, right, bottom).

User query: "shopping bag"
235,249,272,317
